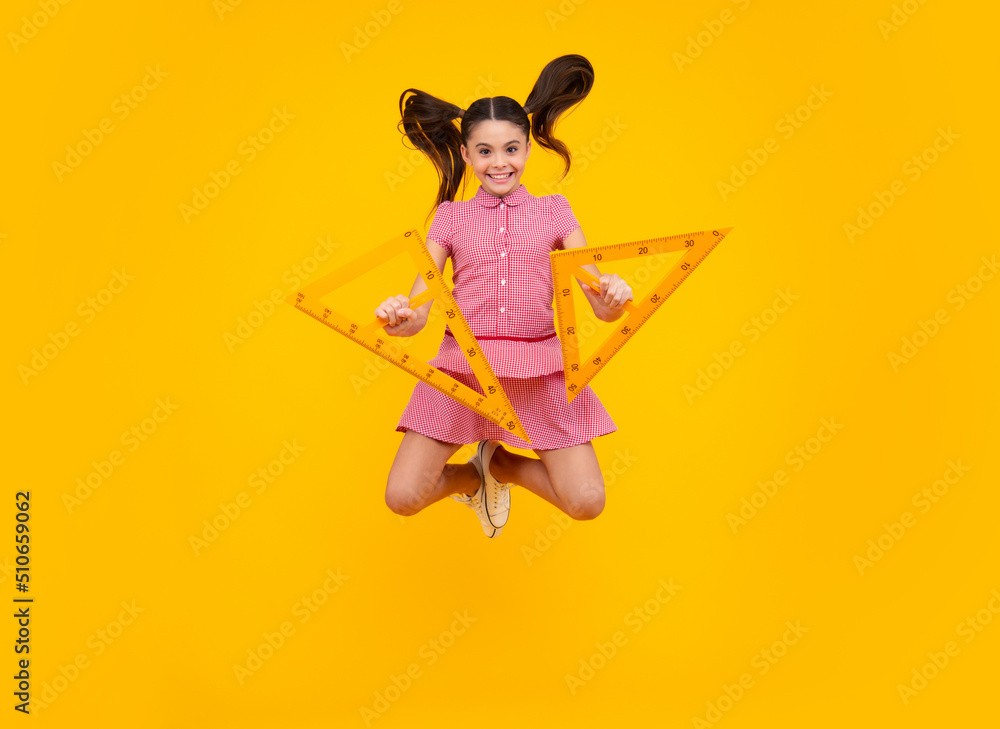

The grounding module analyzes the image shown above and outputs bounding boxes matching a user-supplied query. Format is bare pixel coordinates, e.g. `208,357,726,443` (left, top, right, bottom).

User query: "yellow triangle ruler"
550,227,733,402
285,230,531,443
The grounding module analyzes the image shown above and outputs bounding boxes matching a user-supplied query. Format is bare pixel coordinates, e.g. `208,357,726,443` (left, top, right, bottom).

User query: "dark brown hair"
397,54,595,221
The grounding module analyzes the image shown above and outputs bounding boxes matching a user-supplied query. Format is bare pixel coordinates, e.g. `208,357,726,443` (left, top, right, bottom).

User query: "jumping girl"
375,54,633,538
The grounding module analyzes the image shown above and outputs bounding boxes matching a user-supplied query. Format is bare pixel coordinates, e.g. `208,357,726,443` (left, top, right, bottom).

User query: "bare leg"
489,442,605,520
385,431,482,516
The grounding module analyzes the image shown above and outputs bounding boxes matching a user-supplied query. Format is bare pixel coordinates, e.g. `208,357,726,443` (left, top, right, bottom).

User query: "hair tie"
457,108,465,119
523,104,532,115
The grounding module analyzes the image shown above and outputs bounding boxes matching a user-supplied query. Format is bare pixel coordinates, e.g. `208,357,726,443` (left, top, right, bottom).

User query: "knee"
385,465,441,516
385,485,423,516
384,476,429,516
565,482,605,520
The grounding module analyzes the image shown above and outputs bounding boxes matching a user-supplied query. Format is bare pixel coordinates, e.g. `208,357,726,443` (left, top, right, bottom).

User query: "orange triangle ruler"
550,227,733,402
285,230,530,443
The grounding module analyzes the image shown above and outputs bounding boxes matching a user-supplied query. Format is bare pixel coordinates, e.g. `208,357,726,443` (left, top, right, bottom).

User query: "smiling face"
460,119,531,198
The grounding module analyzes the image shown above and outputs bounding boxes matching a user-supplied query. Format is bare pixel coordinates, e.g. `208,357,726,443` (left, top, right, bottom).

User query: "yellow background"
2,0,998,726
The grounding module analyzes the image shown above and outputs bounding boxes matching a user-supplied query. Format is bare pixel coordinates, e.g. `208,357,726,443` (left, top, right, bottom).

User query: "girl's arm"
560,227,633,322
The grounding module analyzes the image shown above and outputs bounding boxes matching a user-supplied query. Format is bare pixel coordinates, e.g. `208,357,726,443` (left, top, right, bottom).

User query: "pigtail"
397,55,593,217
397,89,466,221
523,54,595,180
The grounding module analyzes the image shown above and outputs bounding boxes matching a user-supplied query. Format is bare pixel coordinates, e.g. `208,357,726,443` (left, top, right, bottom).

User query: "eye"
507,146,518,153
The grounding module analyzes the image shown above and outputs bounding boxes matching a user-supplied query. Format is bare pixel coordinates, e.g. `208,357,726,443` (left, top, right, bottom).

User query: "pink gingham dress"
396,183,617,450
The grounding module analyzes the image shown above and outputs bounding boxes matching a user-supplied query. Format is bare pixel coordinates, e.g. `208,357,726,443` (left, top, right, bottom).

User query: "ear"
525,138,532,160
460,144,470,166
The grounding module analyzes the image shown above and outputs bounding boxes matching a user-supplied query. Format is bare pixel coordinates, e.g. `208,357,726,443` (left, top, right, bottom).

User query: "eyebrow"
476,140,521,148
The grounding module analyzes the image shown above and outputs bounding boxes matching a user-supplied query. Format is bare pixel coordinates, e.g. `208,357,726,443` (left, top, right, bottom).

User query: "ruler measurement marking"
551,228,732,400
287,230,530,442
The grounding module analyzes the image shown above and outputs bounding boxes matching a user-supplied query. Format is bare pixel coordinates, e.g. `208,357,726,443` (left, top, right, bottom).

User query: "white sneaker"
450,440,510,537
450,487,500,538
473,440,511,529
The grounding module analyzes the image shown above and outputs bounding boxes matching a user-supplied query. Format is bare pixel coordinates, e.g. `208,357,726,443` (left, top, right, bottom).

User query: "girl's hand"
375,295,420,336
587,273,633,310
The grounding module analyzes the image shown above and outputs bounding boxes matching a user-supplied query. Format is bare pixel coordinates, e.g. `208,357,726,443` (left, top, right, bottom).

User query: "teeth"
490,173,511,179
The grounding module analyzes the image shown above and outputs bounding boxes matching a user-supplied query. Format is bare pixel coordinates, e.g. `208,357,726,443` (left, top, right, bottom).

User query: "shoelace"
487,481,509,512
468,488,483,509
481,448,510,513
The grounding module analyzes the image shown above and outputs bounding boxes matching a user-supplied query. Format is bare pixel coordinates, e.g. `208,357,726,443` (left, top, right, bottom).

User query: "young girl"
375,54,633,538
